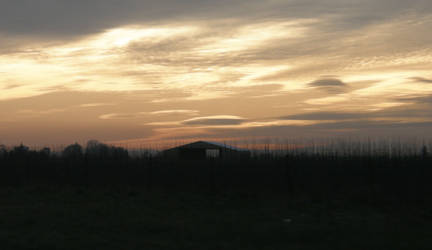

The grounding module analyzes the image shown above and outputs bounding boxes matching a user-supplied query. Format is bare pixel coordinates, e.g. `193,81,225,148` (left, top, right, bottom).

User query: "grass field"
0,187,431,250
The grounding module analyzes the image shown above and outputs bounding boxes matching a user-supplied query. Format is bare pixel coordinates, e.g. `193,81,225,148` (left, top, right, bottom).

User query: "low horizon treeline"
0,140,129,160
110,137,432,158
0,139,431,203
1,138,431,159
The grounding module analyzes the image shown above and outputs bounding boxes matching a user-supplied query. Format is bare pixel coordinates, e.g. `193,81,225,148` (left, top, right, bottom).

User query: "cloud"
100,109,201,121
17,108,66,116
2,84,22,90
182,115,246,126
282,106,432,121
145,121,181,126
1,0,431,39
395,94,432,104
410,77,432,83
307,78,349,93
99,113,138,120
282,111,368,121
0,0,266,38
205,120,432,140
150,109,199,116
79,103,115,108
2,10,432,102
308,78,346,87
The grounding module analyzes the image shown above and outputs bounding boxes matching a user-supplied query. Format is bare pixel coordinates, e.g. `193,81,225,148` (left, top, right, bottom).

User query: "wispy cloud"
2,84,22,90
182,115,246,126
150,109,199,116
410,77,432,84
18,109,66,115
99,113,138,120
79,103,115,108
144,115,247,127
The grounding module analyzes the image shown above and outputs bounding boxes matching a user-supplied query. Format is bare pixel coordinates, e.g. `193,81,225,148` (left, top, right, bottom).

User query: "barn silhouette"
162,141,250,160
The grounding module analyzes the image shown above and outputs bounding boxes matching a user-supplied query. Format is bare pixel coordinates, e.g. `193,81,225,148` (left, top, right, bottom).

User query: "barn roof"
165,141,248,152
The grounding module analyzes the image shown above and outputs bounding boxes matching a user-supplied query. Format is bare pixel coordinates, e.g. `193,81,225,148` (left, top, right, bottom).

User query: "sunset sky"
1,0,432,146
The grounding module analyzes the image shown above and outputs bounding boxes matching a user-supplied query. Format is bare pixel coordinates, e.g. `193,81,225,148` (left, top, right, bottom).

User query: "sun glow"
93,26,198,48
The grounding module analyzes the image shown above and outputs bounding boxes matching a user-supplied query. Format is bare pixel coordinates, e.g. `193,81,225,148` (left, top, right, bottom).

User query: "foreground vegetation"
0,187,431,250
0,140,431,249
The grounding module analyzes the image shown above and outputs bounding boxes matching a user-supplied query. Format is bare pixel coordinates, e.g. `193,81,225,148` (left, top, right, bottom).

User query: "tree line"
0,140,128,160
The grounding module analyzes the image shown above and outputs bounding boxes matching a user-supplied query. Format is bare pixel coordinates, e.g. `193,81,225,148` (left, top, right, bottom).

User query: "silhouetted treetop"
0,145,6,158
422,145,429,158
40,147,51,155
62,143,83,159
9,144,30,157
85,140,128,160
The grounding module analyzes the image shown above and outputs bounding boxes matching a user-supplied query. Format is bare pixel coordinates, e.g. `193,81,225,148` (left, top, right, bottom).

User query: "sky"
1,0,432,146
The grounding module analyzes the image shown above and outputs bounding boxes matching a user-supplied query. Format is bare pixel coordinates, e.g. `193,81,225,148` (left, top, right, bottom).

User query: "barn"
161,141,250,160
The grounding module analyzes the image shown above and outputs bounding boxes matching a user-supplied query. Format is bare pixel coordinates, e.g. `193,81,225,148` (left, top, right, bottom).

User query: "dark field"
1,142,432,249
1,187,432,250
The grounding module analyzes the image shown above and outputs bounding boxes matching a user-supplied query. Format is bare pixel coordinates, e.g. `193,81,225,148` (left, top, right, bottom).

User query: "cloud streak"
150,110,199,116
182,115,246,126
411,77,432,84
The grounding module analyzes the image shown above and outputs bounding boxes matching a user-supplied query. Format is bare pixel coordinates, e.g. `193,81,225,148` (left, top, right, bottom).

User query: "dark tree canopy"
86,140,128,160
62,143,83,159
